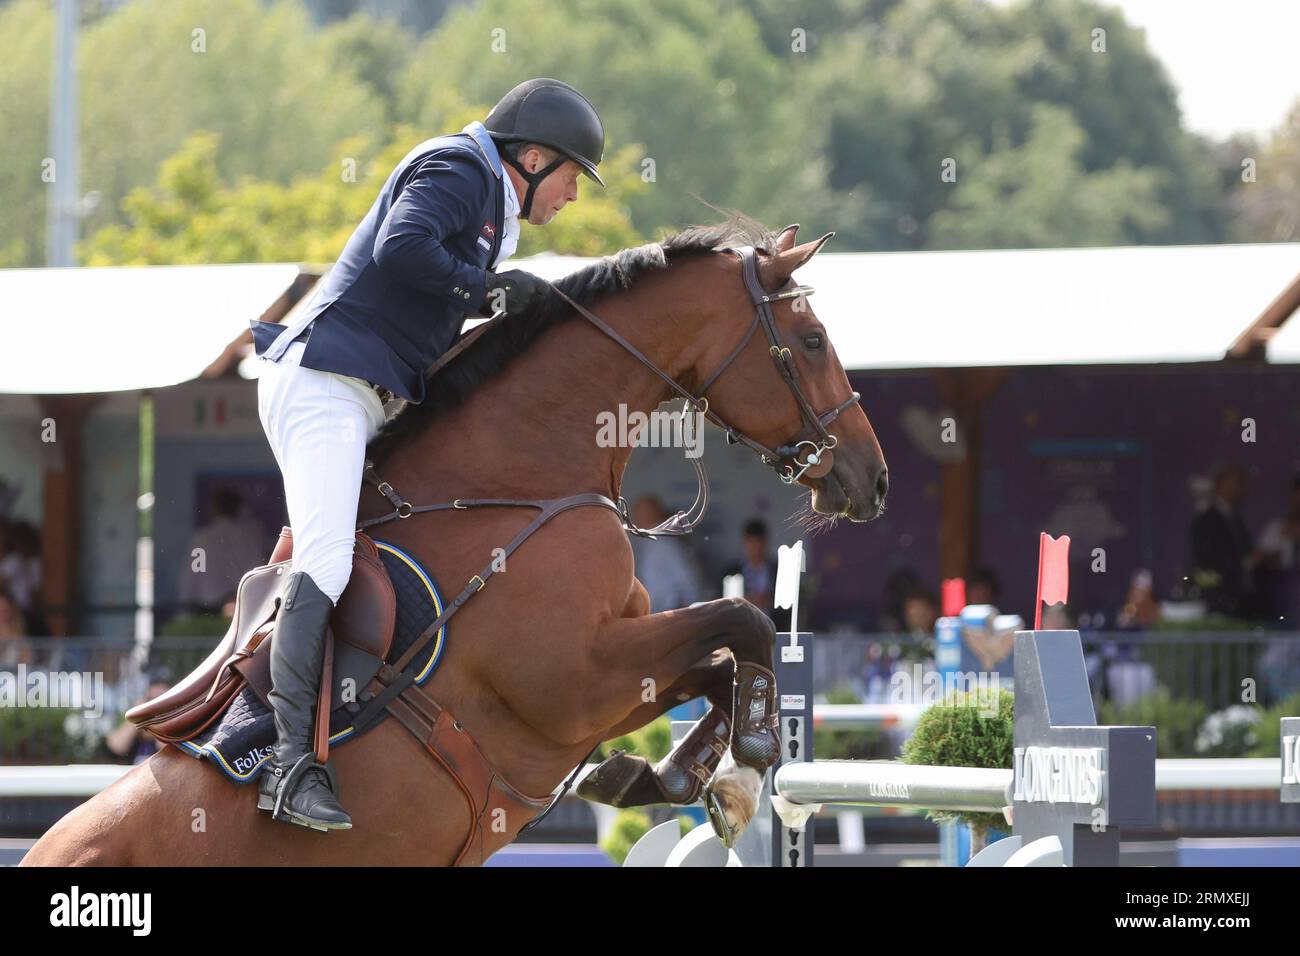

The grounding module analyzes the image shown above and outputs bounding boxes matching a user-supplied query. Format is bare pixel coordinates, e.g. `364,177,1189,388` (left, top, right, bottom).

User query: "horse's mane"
365,213,778,464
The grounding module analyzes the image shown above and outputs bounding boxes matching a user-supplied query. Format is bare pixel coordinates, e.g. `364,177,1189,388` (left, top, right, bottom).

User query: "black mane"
365,214,777,464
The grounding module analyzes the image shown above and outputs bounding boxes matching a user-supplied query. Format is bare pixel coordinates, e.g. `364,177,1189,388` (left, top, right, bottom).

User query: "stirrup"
261,753,349,832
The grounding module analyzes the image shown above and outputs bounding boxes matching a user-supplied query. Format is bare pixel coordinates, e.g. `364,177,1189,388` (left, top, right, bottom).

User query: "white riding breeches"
256,341,386,605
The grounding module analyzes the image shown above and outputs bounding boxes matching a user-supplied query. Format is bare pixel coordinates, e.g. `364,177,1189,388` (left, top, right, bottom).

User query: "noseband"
549,245,861,536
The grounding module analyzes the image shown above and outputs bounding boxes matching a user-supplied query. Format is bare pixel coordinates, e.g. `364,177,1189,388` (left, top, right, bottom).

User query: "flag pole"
1034,532,1046,630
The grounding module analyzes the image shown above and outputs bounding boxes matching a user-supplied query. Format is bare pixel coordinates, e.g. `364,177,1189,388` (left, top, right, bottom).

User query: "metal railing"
812,630,1300,713
2,630,1298,764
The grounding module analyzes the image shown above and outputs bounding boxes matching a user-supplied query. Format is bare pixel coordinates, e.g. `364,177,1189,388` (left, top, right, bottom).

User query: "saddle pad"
175,540,448,782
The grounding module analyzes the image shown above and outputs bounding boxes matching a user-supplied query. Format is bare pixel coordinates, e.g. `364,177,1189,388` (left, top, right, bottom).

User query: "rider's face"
516,151,582,225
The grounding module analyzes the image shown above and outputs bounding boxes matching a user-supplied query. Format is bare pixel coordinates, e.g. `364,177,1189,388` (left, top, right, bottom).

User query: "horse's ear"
774,224,800,252
760,231,833,289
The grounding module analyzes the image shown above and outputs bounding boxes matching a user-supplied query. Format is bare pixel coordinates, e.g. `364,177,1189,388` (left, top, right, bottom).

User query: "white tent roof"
0,263,304,394
512,243,1300,369
3,244,1296,396
1266,301,1300,363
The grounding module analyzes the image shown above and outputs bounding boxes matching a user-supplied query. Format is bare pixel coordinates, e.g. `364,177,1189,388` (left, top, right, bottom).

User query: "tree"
394,0,835,241
81,122,646,265
789,0,1224,249
0,0,387,266
1229,100,1300,242
928,103,1168,248
0,0,54,265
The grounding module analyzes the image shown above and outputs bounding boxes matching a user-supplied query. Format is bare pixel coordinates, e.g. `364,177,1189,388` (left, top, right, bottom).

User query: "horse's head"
690,224,888,524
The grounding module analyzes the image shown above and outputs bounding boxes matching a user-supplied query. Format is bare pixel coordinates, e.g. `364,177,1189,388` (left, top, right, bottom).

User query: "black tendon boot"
730,662,781,769
256,570,352,831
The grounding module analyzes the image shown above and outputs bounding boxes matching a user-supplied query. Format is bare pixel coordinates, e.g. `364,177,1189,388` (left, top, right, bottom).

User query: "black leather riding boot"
256,570,352,830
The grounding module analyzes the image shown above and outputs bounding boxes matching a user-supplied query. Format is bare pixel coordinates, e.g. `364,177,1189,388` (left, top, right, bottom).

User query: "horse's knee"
622,578,651,617
715,597,776,650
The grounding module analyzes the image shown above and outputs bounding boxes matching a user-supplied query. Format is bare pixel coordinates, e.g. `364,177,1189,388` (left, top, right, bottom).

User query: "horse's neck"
380,284,706,504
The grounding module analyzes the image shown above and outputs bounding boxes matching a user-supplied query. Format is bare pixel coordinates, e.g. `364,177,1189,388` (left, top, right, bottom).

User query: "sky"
996,0,1300,140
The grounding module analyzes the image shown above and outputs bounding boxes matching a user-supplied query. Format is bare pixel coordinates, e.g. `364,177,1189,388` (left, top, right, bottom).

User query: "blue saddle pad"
175,540,448,782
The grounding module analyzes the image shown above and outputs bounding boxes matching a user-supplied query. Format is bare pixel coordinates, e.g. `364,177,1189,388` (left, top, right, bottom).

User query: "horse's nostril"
876,469,890,501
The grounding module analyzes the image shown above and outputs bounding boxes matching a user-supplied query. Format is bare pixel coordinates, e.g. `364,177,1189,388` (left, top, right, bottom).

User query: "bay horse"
21,217,887,866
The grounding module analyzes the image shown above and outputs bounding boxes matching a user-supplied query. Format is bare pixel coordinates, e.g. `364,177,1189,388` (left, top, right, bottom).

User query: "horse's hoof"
704,752,764,846
576,751,659,807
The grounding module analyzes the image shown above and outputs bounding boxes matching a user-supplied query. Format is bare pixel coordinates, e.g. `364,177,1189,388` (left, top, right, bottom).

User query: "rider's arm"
372,152,492,312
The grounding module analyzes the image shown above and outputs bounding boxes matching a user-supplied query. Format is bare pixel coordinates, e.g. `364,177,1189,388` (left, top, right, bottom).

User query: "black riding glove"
482,269,552,317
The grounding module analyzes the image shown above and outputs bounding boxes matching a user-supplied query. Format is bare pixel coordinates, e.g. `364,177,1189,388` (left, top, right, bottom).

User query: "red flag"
1035,533,1071,629
941,578,966,617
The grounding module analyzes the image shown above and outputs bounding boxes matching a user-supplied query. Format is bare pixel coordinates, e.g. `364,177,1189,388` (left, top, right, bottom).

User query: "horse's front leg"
583,597,779,841
578,649,735,809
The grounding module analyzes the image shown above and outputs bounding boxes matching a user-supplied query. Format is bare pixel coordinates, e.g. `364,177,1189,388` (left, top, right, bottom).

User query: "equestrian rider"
249,78,605,831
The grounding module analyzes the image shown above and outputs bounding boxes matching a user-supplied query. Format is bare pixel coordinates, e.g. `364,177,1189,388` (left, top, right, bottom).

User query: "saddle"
128,527,397,763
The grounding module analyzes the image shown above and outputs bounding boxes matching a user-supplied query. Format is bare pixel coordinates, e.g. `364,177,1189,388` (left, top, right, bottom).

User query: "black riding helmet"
484,77,605,218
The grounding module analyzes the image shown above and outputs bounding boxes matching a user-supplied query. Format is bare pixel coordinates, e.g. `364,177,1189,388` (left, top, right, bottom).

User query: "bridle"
549,245,861,536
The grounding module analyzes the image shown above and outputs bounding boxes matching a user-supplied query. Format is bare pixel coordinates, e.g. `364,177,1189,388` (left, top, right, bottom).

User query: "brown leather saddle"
127,527,397,764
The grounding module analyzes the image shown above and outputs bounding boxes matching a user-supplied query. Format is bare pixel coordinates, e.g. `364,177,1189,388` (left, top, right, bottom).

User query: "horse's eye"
803,333,823,351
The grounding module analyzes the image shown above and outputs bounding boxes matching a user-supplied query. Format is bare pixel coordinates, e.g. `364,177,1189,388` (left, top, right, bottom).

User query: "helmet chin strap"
500,147,566,218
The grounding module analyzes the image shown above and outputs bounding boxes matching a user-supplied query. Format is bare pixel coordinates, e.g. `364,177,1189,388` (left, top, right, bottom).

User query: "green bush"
1248,692,1300,757
600,808,654,865
596,715,672,762
1099,689,1206,757
900,688,1014,836
599,807,697,866
0,706,105,763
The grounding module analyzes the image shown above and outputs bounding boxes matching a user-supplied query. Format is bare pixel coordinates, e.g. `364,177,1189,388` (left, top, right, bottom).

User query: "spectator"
0,520,44,634
179,488,270,614
966,567,1002,607
1257,476,1300,622
628,495,704,612
0,584,28,668
877,566,921,632
1116,569,1161,630
1259,477,1300,569
1190,465,1256,617
723,518,791,630
0,515,37,606
902,586,939,636
103,668,174,764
